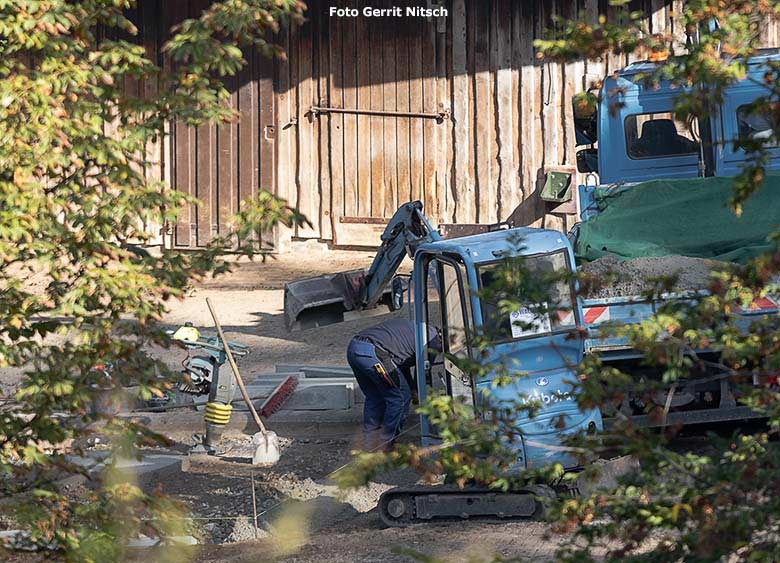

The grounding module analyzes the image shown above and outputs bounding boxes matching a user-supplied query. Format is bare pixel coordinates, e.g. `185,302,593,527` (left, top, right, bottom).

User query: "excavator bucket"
284,269,378,331
284,201,439,331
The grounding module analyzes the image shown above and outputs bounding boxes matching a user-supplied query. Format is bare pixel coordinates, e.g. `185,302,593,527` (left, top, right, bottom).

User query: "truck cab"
411,227,603,471
579,50,780,189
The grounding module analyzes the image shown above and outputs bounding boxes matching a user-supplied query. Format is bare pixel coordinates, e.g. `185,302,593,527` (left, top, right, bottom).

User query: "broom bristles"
260,375,299,418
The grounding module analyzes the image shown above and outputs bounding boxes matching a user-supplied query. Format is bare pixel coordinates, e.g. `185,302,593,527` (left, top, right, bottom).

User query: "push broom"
206,298,294,466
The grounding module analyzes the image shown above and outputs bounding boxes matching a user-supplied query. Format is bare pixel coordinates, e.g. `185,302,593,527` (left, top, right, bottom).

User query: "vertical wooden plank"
296,17,319,238
511,0,523,216
196,120,216,246
452,0,472,223
258,50,274,195
276,25,295,251
408,19,424,206
541,0,564,232
140,0,163,243
495,0,515,222
160,1,174,248
369,15,385,218
217,72,237,237
123,5,141,100
584,0,605,90
170,0,195,247
356,12,372,217
562,0,586,231
382,15,397,216
649,0,665,35
421,15,438,219
562,0,584,166
473,0,492,224
258,47,275,248
396,22,413,205
318,7,332,239
521,0,546,228
602,0,623,74
342,0,359,218
438,4,452,223
669,0,686,53
329,5,345,225
238,46,257,243
188,0,215,246
541,1,560,169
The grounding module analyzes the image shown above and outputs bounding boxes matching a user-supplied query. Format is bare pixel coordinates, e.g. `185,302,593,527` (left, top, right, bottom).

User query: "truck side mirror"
576,148,599,174
573,92,598,145
390,276,405,311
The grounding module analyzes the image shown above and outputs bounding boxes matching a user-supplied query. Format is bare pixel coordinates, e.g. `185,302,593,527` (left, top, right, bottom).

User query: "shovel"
206,298,280,467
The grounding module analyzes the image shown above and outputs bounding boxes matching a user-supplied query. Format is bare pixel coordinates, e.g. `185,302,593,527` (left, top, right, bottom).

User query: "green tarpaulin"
575,175,780,264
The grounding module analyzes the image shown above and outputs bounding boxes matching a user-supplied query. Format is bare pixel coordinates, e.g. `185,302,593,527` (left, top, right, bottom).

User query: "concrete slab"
297,378,364,404
247,372,303,384
126,535,198,548
114,454,190,490
191,380,361,411
275,364,352,376
301,366,354,378
283,382,355,411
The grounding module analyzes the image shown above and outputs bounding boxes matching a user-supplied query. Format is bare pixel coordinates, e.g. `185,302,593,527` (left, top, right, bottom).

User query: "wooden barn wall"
164,1,277,249
120,1,277,249
275,0,780,248
120,1,780,250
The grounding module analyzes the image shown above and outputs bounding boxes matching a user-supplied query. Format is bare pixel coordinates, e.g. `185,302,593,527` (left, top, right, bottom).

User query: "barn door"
169,41,277,249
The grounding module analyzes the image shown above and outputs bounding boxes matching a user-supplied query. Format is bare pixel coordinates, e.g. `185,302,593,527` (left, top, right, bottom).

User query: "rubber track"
378,484,555,527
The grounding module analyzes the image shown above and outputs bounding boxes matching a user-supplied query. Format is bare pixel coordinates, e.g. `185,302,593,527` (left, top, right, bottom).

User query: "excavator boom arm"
283,201,440,330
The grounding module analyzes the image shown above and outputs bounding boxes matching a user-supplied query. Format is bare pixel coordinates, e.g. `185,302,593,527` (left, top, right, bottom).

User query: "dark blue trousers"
346,338,411,442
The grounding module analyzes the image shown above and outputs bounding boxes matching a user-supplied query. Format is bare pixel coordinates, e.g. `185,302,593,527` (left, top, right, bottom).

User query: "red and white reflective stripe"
733,295,778,313
583,306,609,325
748,296,777,310
556,310,574,325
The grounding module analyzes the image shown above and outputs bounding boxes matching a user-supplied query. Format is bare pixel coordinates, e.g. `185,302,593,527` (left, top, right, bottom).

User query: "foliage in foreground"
340,2,780,562
0,1,306,560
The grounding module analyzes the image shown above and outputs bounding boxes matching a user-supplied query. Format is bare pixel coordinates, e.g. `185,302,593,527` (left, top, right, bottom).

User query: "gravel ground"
580,254,729,299
142,429,567,563
1,248,747,562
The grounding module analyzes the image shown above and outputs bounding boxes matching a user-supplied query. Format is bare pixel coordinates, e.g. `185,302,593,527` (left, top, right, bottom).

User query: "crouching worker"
347,318,441,451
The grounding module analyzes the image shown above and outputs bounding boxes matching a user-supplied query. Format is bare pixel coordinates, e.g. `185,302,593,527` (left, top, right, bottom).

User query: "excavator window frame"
421,253,476,404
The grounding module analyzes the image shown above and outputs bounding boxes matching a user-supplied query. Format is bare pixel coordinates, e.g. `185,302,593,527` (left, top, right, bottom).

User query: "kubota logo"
535,377,549,387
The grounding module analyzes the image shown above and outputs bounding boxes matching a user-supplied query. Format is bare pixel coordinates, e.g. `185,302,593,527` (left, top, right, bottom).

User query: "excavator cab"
412,228,603,471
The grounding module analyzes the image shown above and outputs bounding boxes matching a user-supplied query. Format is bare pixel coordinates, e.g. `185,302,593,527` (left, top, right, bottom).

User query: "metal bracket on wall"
309,106,450,123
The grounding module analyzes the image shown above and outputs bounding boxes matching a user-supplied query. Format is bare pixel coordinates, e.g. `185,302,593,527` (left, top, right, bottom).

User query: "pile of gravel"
580,255,729,299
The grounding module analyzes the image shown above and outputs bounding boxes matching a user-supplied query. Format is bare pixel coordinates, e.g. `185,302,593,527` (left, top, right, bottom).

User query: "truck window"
478,250,576,342
737,103,780,143
625,112,699,159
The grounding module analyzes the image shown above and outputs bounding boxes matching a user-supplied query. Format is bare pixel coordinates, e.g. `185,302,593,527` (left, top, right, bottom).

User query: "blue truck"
283,52,780,525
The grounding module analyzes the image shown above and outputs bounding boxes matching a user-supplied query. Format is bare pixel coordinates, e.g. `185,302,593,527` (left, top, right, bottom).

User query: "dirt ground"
154,250,555,562
0,249,556,562
131,427,561,563
158,249,408,375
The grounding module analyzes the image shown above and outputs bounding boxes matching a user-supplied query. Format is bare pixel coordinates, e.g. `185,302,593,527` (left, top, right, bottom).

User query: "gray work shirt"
355,319,440,369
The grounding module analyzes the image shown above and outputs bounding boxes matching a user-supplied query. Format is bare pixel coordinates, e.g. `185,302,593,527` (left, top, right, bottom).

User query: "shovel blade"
252,431,281,467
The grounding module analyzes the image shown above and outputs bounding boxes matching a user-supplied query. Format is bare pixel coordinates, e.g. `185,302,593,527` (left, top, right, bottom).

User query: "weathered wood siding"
163,1,277,249
276,0,780,247
129,0,780,249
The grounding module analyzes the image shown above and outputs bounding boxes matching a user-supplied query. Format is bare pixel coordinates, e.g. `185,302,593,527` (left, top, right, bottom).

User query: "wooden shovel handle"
206,297,267,435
